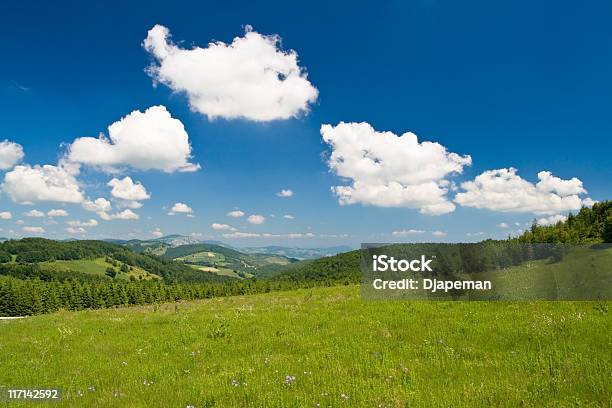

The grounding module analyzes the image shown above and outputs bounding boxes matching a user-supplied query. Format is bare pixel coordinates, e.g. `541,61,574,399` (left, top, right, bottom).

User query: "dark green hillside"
0,238,230,284
272,250,360,283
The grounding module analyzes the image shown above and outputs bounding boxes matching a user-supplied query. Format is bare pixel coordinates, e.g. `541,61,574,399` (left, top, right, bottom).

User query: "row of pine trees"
0,275,339,317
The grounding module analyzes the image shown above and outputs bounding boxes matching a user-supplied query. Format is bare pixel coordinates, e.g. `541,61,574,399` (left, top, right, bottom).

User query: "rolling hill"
0,238,232,284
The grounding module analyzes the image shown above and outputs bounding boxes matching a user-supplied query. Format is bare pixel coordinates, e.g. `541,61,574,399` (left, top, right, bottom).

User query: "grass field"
0,285,610,407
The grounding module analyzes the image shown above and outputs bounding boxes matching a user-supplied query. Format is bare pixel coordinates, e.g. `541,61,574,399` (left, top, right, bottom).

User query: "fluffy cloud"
47,209,69,217
0,212,12,220
143,25,318,122
2,164,84,204
168,202,193,215
226,210,245,218
65,227,86,234
66,106,199,173
152,227,163,238
99,209,139,221
247,214,266,224
321,122,471,215
23,226,45,234
82,198,112,213
283,214,295,220
537,214,568,226
454,168,592,214
67,219,98,227
211,223,237,231
431,231,447,237
108,177,150,209
276,189,293,198
0,140,24,170
24,209,44,218
392,229,425,236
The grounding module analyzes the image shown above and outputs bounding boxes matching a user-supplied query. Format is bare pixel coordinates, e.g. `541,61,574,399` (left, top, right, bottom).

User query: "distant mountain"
239,245,353,260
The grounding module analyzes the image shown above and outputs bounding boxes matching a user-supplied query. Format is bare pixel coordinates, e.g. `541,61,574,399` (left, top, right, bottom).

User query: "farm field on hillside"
0,286,609,407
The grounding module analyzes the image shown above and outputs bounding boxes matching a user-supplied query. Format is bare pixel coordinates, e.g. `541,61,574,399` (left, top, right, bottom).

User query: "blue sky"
0,0,610,247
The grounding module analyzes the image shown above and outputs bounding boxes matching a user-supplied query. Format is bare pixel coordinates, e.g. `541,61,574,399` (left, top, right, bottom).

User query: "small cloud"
168,202,193,215
392,229,425,236
211,223,235,231
103,209,139,220
15,220,24,225
276,189,294,198
23,226,45,234
466,232,485,237
0,211,12,220
226,210,245,218
152,227,163,238
498,222,509,228
247,214,266,225
431,230,447,237
65,226,86,234
67,219,98,227
283,214,295,220
48,209,69,217
24,209,45,218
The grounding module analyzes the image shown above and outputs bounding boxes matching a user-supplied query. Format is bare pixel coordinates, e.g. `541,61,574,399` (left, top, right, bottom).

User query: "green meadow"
1,285,610,407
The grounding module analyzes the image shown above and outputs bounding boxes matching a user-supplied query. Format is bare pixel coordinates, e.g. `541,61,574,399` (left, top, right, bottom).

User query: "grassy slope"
0,286,609,407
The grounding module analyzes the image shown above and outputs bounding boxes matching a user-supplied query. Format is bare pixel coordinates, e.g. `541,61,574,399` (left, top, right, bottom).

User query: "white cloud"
65,227,86,234
582,197,597,207
47,209,69,217
2,164,84,204
23,226,44,234
24,209,44,218
466,232,485,237
100,209,139,221
82,197,112,215
108,176,151,208
168,202,193,215
392,229,425,236
15,220,24,225
66,105,199,173
247,214,266,224
535,171,585,196
537,214,568,226
226,210,245,218
211,223,235,231
321,122,471,215
276,189,293,198
454,168,592,215
498,222,509,228
152,227,163,238
143,25,318,122
283,214,295,220
431,231,448,237
0,140,24,170
0,211,12,220
67,219,98,227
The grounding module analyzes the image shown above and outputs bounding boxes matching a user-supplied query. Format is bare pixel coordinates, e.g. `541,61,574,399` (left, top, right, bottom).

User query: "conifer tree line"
0,275,349,317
